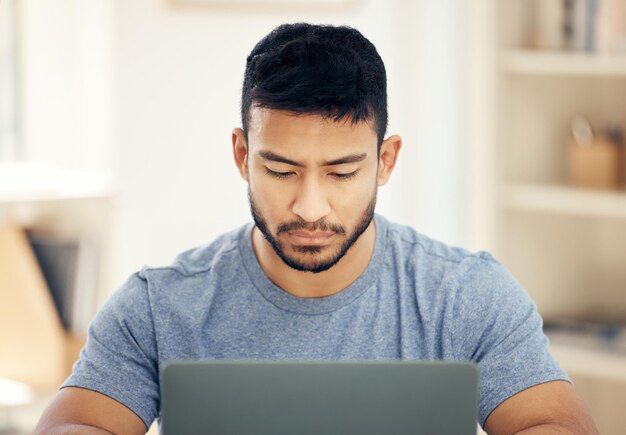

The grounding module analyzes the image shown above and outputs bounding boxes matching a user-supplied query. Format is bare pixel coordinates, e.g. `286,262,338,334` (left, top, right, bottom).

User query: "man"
36,23,597,434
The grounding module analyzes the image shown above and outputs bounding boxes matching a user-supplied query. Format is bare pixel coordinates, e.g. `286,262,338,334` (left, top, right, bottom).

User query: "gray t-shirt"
63,214,568,429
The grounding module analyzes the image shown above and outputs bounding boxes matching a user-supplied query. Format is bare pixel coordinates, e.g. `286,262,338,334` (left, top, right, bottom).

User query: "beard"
249,188,377,274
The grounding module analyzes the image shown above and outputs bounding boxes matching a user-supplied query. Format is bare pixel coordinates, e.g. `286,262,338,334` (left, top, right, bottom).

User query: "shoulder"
378,215,525,319
378,214,493,282
103,223,251,314
138,223,250,281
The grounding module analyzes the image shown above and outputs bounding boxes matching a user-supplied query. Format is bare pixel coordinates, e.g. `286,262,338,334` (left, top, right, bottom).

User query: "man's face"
242,108,380,274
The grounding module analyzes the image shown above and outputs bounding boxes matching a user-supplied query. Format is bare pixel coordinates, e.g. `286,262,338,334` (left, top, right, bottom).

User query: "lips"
286,230,335,245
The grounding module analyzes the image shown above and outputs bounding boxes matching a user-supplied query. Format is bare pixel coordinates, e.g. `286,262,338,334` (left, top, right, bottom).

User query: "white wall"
393,0,469,250
15,0,471,291
113,0,388,285
20,0,113,173
0,0,19,161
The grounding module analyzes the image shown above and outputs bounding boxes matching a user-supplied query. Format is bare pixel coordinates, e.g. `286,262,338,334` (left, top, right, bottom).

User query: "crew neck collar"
239,214,388,315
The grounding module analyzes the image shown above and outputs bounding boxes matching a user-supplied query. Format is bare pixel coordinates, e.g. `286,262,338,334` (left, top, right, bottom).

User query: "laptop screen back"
160,360,478,435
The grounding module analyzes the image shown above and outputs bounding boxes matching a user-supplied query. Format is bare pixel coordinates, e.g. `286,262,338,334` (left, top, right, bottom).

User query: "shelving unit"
549,342,626,384
0,161,114,390
0,161,112,204
502,49,626,77
474,2,626,433
493,1,626,342
503,183,626,218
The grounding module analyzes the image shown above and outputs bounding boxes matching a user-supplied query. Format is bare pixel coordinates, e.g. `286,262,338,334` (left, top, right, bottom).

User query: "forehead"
247,108,378,159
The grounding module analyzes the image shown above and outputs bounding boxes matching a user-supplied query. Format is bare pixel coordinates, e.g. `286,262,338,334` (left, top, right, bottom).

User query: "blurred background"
1,0,625,433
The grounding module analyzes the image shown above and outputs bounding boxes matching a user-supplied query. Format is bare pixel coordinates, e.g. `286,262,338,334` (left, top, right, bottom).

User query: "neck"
252,220,376,298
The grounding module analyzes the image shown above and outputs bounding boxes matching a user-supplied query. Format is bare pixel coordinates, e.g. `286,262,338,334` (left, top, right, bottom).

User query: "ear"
232,128,249,181
377,134,402,186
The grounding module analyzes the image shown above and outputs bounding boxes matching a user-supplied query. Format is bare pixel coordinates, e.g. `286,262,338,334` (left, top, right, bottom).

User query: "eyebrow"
257,150,368,167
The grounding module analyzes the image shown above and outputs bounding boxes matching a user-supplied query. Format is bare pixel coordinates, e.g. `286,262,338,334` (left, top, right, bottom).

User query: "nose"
291,176,331,223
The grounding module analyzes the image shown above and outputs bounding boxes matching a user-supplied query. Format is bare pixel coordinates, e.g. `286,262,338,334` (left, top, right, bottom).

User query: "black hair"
241,23,388,148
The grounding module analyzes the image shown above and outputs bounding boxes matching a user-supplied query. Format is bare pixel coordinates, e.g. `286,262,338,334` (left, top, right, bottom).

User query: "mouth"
285,230,336,246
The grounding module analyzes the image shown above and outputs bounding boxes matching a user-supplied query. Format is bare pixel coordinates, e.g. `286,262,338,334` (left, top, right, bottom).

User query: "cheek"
332,171,377,200
249,175,291,215
333,186,373,214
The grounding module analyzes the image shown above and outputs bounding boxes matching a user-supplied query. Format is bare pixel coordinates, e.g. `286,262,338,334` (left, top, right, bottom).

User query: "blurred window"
0,0,20,161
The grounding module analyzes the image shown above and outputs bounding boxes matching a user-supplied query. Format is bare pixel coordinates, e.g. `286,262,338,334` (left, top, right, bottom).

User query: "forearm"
34,423,117,435
515,422,597,435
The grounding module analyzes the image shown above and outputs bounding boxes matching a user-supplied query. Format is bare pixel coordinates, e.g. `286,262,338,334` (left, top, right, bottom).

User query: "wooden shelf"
501,50,626,77
502,183,626,219
490,3,626,432
0,162,113,205
0,226,66,388
0,226,87,389
550,342,626,383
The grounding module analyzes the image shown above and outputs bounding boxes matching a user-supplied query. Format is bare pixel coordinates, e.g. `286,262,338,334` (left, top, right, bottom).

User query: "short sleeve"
62,271,159,428
450,253,570,428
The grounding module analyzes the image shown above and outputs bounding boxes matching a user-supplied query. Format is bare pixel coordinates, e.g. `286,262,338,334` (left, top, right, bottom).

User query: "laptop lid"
160,360,478,435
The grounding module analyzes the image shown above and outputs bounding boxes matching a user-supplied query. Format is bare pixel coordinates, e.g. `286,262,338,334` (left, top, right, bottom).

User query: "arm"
34,387,147,435
449,254,598,430
484,380,598,435
47,272,160,432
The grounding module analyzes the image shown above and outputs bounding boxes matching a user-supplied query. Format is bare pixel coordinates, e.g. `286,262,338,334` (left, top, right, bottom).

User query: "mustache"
277,219,346,235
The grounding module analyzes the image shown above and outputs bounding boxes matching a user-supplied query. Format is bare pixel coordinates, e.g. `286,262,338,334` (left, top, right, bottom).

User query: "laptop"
160,360,478,435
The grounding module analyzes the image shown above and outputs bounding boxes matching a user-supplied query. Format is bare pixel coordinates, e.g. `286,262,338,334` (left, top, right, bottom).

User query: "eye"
330,170,359,181
265,168,294,179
